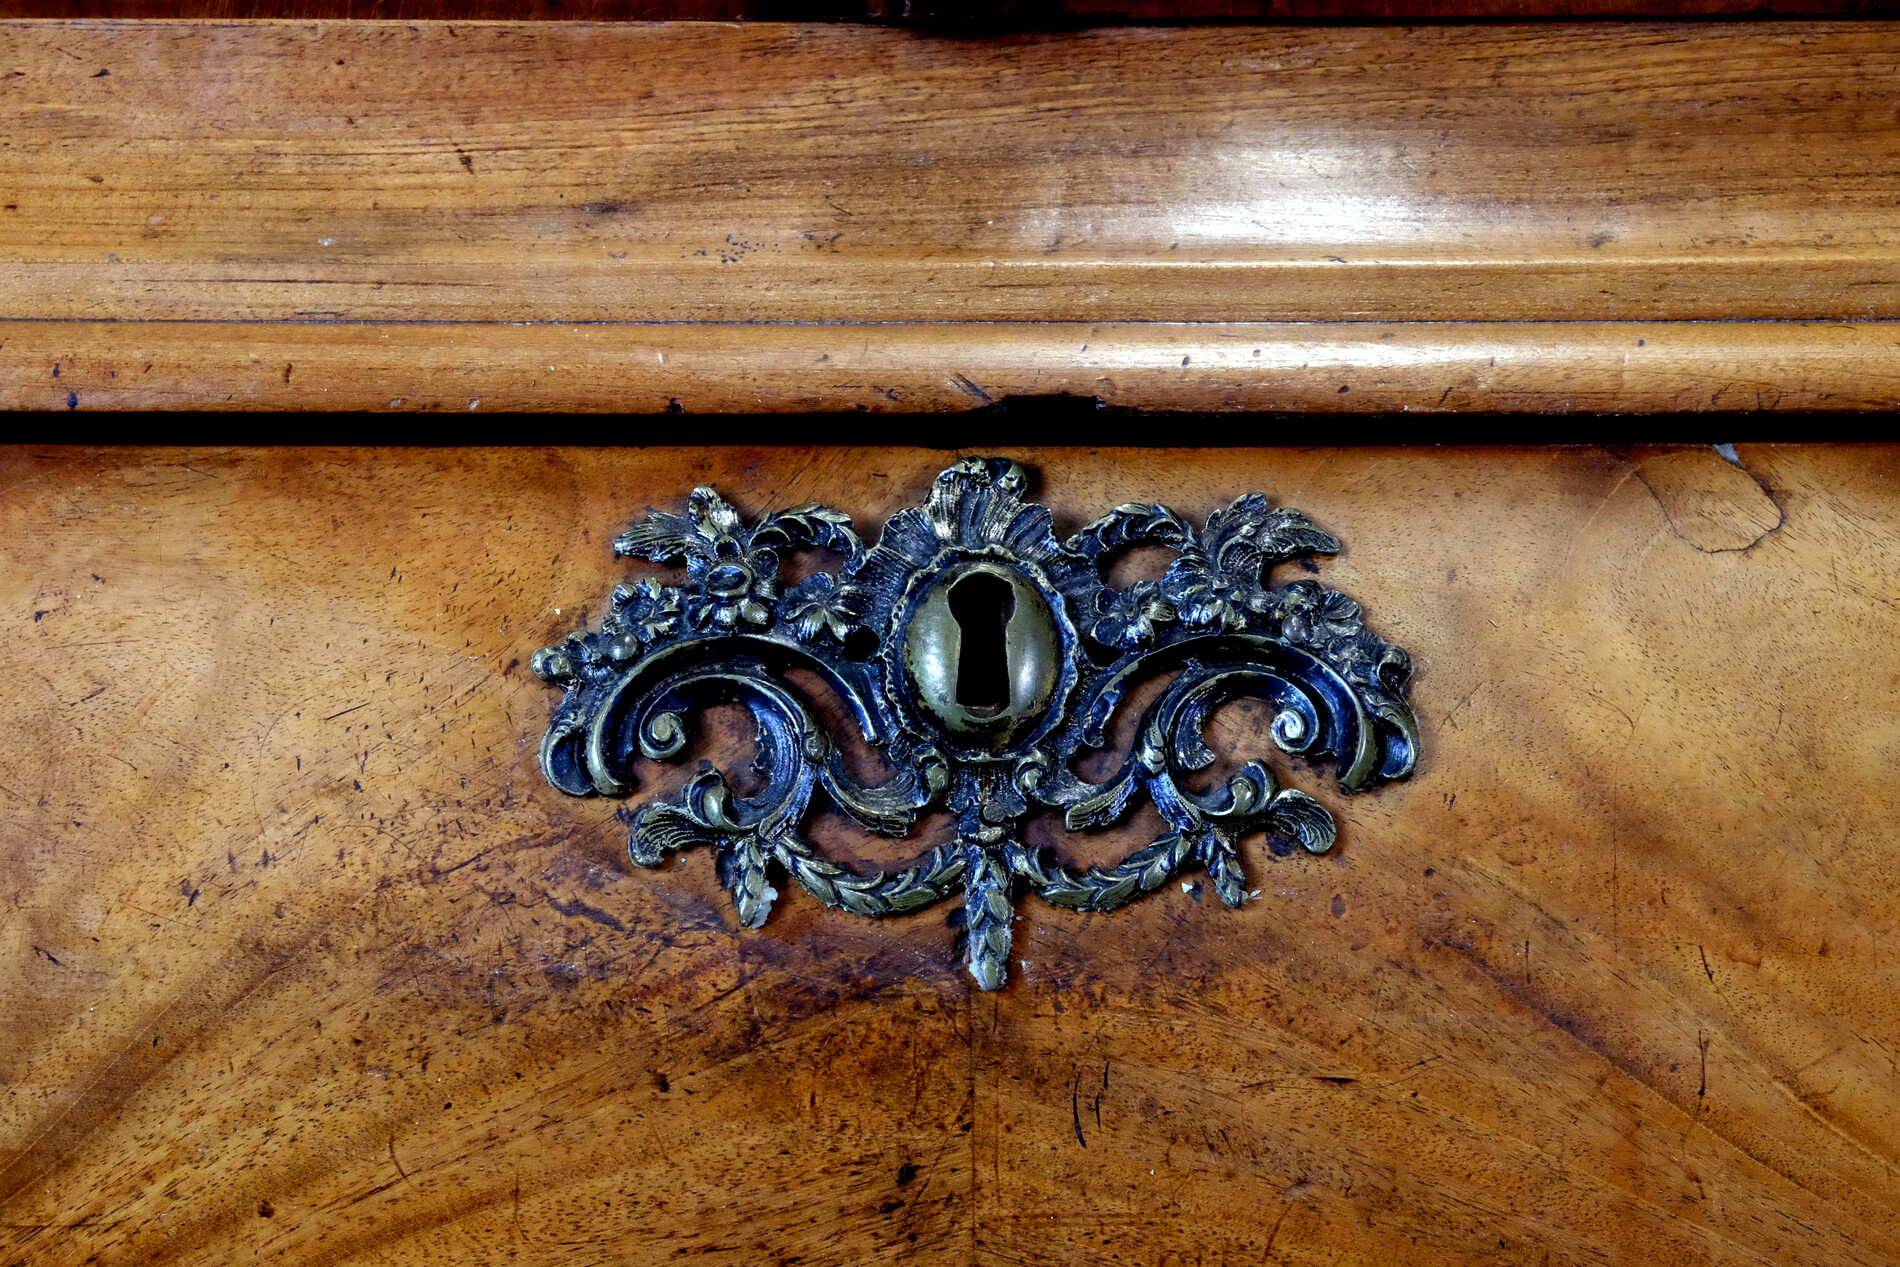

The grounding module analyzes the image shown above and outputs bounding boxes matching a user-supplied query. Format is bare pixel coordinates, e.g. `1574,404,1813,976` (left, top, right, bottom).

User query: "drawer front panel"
0,444,1894,1265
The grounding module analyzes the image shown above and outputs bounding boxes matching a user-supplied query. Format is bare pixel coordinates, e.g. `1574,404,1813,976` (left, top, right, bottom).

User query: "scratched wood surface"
2,445,1897,1265
5,320,1899,413
3,22,1900,410
4,0,1892,20
9,21,1900,325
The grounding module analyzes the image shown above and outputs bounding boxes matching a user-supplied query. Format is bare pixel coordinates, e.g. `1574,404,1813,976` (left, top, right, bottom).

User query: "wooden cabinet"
3,445,1895,1264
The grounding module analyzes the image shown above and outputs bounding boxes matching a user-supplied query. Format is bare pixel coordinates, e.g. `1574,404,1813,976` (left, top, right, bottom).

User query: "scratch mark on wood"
1263,1202,1296,1262
546,893,626,932
513,1162,524,1243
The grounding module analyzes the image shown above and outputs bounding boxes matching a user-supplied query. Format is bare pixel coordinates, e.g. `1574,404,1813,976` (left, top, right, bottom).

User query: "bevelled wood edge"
10,23,1900,329
3,320,1893,412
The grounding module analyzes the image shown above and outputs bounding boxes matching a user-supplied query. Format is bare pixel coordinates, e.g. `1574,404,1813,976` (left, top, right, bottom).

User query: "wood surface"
4,319,1897,412
3,21,1900,410
4,0,1894,21
8,21,1900,325
3,444,1899,1266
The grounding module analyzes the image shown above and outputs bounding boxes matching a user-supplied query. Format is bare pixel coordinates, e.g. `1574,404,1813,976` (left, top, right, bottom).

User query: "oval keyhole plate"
902,560,1062,749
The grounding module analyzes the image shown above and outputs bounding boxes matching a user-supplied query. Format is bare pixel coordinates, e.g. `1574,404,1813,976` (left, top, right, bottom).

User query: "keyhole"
948,572,1015,716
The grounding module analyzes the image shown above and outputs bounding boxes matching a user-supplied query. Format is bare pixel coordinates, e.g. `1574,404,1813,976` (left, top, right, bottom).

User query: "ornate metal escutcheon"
533,459,1419,989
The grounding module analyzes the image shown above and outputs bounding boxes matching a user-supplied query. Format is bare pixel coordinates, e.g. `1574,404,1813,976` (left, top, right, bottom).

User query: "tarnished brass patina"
533,459,1418,989
903,561,1062,746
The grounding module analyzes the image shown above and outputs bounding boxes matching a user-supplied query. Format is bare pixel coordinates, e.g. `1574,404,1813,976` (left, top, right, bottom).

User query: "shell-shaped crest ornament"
533,459,1418,989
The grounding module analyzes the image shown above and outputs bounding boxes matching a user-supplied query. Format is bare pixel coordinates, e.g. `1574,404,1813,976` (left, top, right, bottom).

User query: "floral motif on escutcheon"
534,459,1418,990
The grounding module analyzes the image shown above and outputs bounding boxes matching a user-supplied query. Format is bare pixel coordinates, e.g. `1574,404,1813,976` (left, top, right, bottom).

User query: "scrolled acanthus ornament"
533,459,1418,989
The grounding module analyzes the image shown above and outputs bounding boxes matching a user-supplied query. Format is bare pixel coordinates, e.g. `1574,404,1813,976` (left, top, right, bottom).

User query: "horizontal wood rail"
3,21,1897,409
3,0,1895,21
4,320,1894,411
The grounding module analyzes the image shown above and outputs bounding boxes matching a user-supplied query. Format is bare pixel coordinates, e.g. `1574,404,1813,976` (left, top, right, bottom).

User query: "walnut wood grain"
4,21,1900,329
6,20,1899,410
5,20,1899,410
2,445,1897,1265
3,0,1895,20
3,319,1895,411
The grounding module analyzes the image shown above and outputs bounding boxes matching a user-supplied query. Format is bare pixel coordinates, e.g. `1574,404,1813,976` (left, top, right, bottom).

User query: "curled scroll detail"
534,459,1418,989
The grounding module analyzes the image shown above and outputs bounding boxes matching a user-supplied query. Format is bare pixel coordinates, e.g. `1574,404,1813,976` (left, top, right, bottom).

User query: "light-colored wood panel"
4,22,1900,324
2,446,1898,1265
4,319,1898,411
